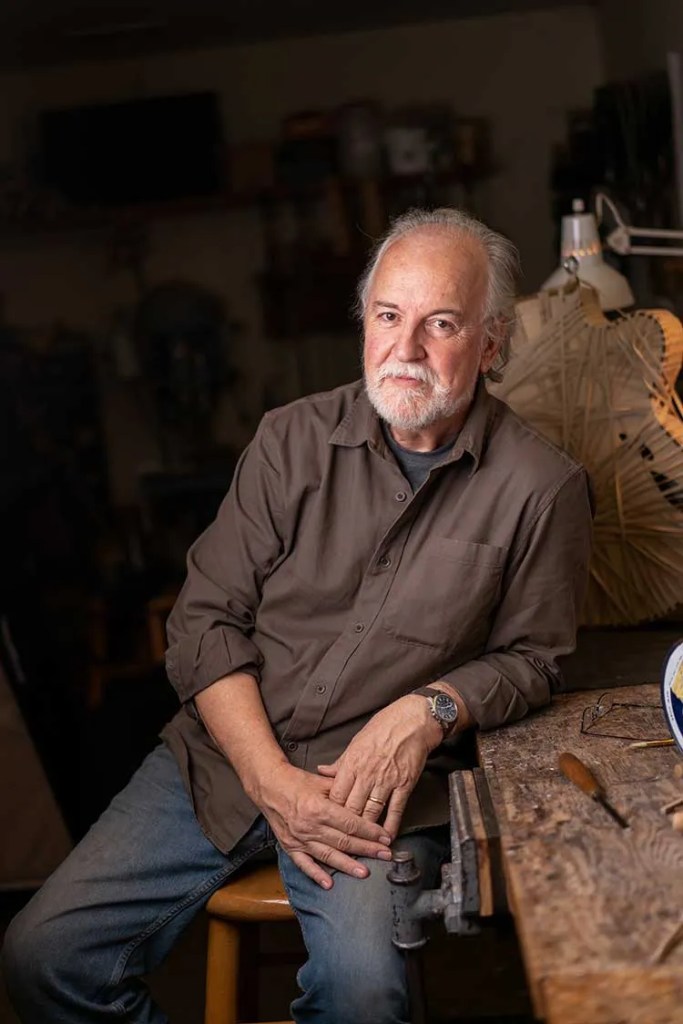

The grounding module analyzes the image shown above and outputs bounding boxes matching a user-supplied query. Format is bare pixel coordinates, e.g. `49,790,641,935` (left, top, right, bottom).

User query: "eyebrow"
372,301,463,317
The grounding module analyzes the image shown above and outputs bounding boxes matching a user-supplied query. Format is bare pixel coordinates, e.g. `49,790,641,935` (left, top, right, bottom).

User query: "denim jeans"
2,743,449,1024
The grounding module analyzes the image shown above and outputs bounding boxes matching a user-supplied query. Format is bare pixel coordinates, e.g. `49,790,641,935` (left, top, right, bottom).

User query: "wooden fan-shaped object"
491,279,683,626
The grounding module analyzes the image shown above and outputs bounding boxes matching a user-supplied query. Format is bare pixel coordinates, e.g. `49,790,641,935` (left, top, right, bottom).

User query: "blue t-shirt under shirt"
381,422,455,491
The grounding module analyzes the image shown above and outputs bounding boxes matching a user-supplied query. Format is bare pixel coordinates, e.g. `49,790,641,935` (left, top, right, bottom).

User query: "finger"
350,816,393,846
383,788,410,841
307,841,370,879
316,763,338,777
362,792,388,822
314,775,333,797
328,765,357,806
343,776,374,816
324,802,393,846
289,850,334,889
317,822,392,860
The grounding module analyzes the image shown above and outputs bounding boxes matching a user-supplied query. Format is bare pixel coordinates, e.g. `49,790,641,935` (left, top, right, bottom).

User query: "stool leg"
238,922,260,1022
205,917,239,1024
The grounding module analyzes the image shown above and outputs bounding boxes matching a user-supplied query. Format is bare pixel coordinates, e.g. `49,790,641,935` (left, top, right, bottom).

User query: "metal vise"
388,767,507,950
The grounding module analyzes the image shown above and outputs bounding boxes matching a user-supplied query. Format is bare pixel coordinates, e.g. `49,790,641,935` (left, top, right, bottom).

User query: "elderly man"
4,208,593,1024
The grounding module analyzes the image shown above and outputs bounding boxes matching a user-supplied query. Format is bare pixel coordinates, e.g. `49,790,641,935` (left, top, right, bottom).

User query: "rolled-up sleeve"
165,417,283,703
441,466,593,730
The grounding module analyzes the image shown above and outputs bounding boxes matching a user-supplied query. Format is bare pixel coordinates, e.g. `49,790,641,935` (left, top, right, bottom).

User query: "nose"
392,322,425,362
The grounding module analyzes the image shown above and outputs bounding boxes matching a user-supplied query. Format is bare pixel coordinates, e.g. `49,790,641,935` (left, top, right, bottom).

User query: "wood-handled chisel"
558,752,629,828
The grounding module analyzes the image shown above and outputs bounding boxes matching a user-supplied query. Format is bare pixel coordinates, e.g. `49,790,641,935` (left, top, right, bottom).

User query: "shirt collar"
329,377,495,475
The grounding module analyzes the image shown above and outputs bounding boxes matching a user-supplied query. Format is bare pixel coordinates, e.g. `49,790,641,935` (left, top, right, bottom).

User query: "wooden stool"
204,863,296,1024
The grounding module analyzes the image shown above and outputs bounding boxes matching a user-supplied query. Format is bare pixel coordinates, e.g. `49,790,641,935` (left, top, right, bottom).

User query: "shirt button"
315,684,327,695
378,555,391,568
354,622,364,633
286,741,298,752
395,491,407,502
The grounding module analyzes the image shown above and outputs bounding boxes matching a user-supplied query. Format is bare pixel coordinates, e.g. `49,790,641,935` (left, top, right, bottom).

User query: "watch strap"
412,686,443,699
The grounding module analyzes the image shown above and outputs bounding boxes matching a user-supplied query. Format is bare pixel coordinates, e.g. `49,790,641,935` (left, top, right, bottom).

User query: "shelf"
0,168,493,244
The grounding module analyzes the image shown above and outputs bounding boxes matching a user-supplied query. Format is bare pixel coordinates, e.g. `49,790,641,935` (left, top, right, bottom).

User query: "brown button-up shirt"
161,380,593,853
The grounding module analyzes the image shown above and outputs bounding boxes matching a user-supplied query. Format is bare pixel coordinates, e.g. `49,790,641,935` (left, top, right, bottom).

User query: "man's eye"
379,311,397,322
431,319,455,332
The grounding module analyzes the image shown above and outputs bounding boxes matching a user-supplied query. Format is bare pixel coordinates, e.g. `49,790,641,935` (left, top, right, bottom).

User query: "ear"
480,318,506,374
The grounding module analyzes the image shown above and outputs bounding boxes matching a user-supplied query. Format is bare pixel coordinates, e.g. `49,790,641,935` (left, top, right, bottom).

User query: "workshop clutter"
229,103,493,338
228,102,492,196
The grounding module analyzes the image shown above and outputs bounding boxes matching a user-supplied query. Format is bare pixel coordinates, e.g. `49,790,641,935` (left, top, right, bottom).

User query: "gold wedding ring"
367,796,385,806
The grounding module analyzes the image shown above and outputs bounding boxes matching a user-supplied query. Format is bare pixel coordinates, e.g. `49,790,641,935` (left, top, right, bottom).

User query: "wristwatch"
413,687,459,738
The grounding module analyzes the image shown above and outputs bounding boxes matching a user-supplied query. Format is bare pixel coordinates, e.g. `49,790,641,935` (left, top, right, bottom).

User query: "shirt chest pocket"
382,537,506,650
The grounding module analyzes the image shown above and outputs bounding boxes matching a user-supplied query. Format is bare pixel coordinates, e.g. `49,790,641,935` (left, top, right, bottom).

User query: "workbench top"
477,684,683,1024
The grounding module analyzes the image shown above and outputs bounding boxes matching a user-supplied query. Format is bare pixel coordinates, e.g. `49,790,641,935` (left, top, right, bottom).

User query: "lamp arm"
597,192,683,257
627,226,683,240
606,227,683,258
624,245,683,257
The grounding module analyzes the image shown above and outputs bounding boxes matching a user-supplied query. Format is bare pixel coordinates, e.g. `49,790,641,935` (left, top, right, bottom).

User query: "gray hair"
355,207,520,382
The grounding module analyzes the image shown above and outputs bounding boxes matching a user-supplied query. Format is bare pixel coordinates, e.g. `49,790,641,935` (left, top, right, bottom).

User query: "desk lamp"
541,198,635,311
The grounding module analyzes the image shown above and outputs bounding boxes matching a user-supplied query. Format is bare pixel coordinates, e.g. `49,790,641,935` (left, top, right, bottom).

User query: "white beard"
364,361,475,431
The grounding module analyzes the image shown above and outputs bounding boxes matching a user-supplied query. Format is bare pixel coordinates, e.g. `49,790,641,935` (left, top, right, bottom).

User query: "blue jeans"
2,744,448,1024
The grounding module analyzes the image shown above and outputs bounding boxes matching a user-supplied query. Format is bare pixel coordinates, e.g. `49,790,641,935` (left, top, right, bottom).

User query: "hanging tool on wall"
558,752,629,828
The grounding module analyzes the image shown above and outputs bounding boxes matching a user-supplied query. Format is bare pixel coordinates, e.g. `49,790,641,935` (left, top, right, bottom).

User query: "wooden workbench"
477,683,683,1024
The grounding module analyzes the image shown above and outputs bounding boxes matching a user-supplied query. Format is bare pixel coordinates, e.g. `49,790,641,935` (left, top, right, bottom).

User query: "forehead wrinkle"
371,229,488,314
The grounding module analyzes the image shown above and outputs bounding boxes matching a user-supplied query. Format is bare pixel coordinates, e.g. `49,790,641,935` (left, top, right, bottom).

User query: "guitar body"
491,279,683,625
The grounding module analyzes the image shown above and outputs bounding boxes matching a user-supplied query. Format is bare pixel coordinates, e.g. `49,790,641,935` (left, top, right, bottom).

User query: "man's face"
363,228,499,433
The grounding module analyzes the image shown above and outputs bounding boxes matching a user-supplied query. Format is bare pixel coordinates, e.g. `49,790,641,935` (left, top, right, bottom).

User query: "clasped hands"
257,694,443,889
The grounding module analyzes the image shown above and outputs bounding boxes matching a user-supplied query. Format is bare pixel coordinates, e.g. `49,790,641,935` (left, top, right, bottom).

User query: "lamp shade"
542,199,635,311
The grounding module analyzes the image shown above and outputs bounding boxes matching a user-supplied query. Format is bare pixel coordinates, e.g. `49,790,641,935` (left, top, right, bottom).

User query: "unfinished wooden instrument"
491,278,683,625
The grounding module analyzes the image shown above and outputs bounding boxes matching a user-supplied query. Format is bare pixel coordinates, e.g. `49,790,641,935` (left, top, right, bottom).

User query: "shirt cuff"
439,660,538,731
165,626,263,703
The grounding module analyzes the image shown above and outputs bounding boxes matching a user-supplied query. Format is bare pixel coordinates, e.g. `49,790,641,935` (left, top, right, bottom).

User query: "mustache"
375,362,437,385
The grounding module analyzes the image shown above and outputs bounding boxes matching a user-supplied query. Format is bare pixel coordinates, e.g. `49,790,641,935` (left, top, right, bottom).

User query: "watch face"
434,693,458,723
